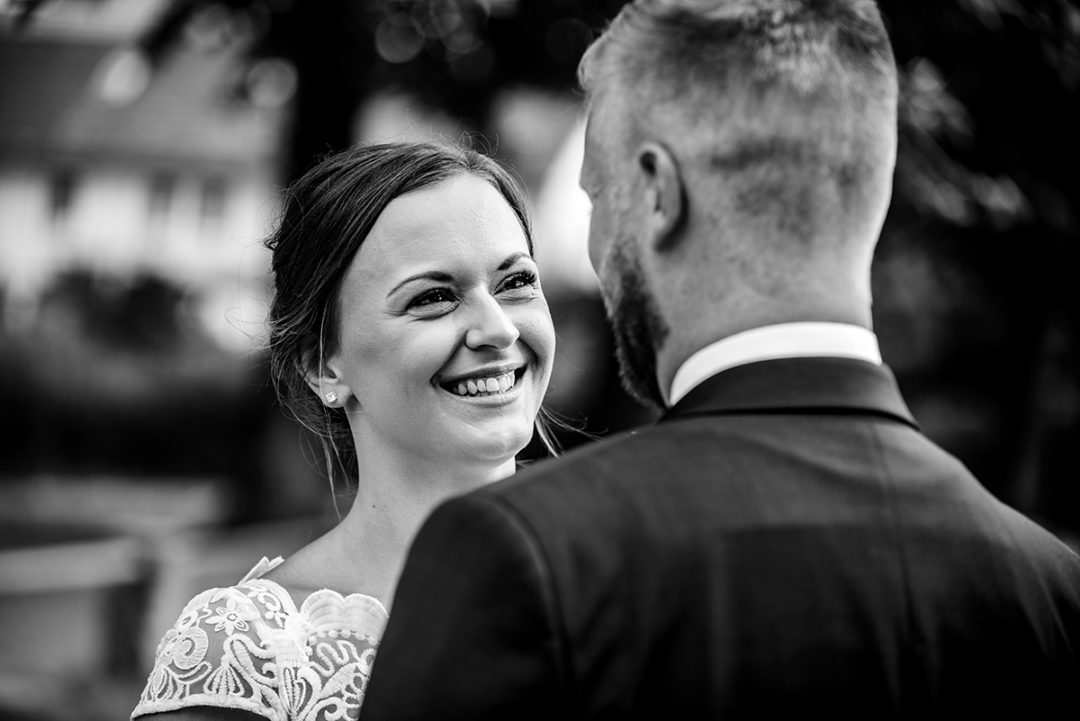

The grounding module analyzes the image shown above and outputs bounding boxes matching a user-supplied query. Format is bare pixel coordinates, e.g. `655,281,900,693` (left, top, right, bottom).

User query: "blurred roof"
0,0,168,42
0,35,284,172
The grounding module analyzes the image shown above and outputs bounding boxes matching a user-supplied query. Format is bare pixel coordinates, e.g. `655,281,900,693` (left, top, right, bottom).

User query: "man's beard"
600,241,670,412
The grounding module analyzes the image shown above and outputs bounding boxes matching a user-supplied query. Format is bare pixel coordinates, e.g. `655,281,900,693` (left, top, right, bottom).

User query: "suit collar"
668,323,882,406
660,356,919,430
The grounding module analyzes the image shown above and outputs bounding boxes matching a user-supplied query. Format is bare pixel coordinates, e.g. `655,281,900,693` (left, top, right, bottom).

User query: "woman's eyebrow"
387,271,454,298
498,252,531,271
387,253,531,298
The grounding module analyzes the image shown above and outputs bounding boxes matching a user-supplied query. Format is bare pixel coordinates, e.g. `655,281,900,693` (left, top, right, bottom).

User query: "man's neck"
665,321,882,406
655,304,874,407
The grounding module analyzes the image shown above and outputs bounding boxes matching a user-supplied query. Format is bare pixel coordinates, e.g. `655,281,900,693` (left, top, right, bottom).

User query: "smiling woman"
327,173,553,472
130,142,556,721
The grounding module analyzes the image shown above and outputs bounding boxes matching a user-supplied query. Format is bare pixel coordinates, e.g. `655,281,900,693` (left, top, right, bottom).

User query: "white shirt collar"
667,322,882,407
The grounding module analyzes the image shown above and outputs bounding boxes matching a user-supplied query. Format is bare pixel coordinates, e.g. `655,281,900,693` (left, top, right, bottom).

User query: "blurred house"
0,5,297,716
0,0,288,349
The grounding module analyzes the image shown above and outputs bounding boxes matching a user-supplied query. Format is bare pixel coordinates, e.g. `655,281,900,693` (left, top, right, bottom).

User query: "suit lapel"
661,357,919,430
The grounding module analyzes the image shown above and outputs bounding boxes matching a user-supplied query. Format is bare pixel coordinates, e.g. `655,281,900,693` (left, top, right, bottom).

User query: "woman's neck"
333,445,515,607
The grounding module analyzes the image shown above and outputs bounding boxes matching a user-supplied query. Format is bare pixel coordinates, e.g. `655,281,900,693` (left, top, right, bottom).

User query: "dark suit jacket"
360,358,1080,719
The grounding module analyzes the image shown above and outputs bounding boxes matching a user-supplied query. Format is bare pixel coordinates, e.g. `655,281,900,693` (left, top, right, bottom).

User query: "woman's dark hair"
264,140,542,489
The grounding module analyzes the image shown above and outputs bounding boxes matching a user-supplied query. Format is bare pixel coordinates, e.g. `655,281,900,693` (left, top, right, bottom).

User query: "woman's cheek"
527,301,557,355
405,322,464,374
516,308,556,380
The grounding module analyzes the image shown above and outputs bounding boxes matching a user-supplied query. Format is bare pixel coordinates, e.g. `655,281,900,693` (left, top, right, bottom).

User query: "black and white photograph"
0,1,1078,719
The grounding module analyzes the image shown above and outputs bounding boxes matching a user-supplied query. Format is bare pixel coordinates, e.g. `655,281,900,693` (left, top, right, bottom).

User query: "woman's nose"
464,294,520,350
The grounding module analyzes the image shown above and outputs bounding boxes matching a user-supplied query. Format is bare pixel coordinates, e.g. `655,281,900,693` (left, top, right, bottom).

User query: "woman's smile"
437,363,526,399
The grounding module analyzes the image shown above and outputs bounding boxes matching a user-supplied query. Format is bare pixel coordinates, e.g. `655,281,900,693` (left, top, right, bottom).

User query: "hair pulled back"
264,141,535,484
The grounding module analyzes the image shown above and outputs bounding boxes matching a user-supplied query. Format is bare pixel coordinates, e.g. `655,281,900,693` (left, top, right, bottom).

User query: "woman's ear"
637,141,685,252
301,353,352,409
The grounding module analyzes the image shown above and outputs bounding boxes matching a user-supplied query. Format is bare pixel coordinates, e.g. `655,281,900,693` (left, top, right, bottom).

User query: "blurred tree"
134,0,379,182
873,0,1080,529
128,0,631,179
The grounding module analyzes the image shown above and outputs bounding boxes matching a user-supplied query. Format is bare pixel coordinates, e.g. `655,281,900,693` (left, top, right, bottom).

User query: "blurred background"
0,0,1077,718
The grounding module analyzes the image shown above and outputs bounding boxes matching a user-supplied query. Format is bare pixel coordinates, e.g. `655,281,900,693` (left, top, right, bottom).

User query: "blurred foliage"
41,271,190,352
872,0,1080,528
134,0,626,180
0,271,268,500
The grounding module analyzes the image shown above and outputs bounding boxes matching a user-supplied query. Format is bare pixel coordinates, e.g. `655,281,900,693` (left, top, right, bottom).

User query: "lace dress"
132,556,388,721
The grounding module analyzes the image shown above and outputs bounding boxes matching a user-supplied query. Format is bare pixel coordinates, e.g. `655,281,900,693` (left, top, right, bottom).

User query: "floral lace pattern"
132,557,388,721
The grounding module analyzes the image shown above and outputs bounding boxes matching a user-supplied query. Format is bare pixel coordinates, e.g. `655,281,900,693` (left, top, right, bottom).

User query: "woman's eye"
408,288,457,310
498,270,539,293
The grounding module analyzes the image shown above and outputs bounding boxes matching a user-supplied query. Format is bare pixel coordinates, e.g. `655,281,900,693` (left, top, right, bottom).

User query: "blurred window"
49,169,79,225
200,176,227,228
148,173,176,226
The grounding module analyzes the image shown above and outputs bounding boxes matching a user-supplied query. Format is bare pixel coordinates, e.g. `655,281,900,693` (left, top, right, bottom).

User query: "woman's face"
327,173,555,470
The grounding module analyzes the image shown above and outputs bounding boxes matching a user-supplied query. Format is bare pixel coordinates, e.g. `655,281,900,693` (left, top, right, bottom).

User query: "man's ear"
637,141,685,252
302,353,352,409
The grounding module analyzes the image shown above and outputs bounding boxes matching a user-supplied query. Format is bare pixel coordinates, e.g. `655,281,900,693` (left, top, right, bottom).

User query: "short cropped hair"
264,141,534,484
580,0,898,240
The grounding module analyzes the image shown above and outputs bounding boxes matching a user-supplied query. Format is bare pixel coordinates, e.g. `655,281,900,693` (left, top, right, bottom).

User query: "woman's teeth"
451,370,517,397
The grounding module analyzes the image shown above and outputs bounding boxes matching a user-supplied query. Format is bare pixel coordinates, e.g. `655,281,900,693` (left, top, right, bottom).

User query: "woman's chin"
449,427,532,469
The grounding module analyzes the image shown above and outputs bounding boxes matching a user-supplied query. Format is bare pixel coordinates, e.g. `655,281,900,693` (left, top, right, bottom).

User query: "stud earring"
324,391,338,404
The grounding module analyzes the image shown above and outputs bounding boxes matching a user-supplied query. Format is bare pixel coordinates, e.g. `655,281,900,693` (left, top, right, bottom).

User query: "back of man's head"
580,0,898,290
